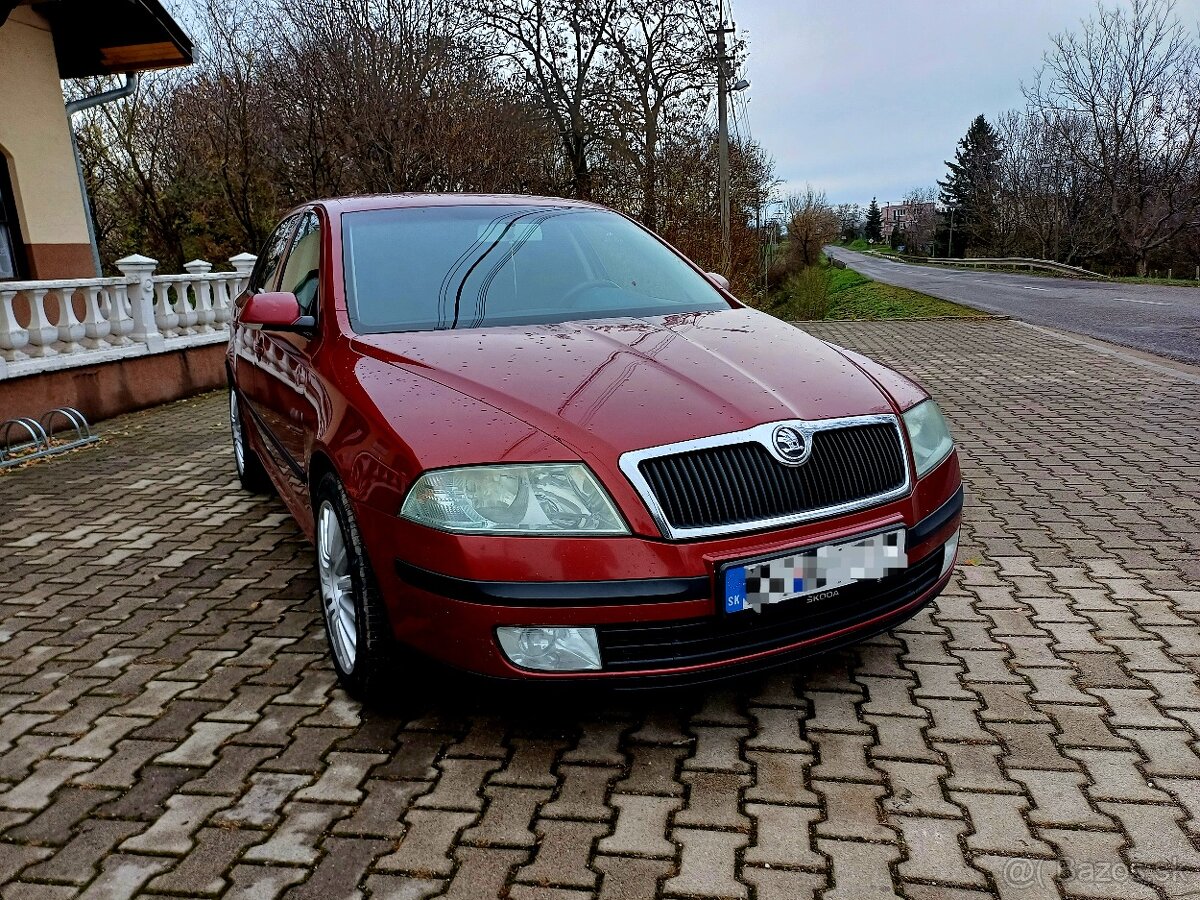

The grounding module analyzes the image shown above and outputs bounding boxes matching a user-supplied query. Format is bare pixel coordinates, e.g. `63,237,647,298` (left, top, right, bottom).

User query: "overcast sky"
733,0,1200,209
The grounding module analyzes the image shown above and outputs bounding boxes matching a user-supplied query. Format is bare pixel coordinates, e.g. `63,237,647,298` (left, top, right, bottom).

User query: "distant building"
0,0,193,280
879,201,936,232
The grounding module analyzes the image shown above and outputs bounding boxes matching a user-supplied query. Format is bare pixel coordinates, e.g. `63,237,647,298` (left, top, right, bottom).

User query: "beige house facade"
0,0,192,280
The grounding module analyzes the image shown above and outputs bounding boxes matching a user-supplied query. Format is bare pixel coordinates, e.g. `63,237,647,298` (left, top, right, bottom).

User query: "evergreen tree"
889,224,902,250
864,197,883,242
938,115,1002,253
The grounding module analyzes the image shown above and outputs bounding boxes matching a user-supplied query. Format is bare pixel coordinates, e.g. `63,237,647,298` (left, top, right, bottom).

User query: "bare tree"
77,72,196,269
657,125,775,294
994,109,1109,263
68,0,778,293
269,0,494,197
782,186,839,268
900,187,937,254
833,203,861,241
487,0,620,199
1026,0,1200,274
602,0,711,230
186,0,280,251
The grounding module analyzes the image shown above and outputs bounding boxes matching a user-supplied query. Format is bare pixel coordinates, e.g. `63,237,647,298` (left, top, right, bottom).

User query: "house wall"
0,7,95,279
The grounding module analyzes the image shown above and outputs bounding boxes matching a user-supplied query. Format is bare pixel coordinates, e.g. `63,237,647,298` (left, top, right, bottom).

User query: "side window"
278,211,321,317
248,215,299,294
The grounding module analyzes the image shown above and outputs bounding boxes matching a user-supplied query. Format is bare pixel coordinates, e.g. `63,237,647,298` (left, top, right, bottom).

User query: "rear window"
341,205,729,333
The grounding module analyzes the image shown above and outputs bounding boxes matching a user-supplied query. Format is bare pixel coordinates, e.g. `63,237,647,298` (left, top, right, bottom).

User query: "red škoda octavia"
227,195,962,697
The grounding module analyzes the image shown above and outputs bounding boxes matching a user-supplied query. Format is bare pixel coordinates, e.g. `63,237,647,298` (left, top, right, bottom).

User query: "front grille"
598,546,944,671
638,422,906,532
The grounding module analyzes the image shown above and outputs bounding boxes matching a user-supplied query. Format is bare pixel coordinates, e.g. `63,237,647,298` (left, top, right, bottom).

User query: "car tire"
229,386,273,493
313,470,396,700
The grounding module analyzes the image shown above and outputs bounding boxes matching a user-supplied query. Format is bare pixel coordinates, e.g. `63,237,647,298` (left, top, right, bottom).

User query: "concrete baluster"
229,252,257,295
154,280,179,336
115,254,164,352
183,259,214,333
80,284,112,349
105,281,135,347
0,286,30,364
24,288,58,357
211,276,235,326
54,286,85,353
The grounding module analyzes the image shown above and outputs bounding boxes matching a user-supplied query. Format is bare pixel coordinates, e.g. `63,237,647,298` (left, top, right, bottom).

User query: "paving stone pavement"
1,319,1199,899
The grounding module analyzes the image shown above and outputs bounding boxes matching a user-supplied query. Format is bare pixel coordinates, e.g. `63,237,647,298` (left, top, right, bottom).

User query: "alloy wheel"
230,391,245,475
317,500,357,672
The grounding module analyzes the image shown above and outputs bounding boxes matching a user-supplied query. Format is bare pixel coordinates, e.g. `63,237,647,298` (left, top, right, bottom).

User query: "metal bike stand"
1,407,99,470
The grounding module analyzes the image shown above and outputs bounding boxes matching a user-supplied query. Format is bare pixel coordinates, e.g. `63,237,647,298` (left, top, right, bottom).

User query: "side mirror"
706,272,731,291
241,291,314,333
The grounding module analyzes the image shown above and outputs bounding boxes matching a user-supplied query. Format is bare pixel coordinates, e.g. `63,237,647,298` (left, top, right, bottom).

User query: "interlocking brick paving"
1,319,1199,899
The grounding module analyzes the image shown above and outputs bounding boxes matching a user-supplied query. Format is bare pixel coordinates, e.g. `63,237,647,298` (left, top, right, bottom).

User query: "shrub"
781,265,831,320
766,250,800,290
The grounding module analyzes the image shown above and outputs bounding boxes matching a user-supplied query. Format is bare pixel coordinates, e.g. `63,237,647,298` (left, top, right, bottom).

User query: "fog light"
496,626,601,672
941,527,961,577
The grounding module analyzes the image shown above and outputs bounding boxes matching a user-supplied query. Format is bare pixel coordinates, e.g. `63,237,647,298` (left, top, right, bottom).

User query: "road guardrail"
870,252,1110,280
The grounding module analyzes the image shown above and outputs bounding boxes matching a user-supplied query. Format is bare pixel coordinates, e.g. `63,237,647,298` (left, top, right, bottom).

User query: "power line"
731,90,751,144
692,0,720,57
730,98,743,144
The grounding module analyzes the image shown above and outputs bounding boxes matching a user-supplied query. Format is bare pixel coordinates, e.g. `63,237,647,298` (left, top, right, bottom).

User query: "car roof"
310,193,606,216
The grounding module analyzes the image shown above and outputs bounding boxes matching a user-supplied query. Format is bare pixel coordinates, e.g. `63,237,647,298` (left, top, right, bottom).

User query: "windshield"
341,205,730,333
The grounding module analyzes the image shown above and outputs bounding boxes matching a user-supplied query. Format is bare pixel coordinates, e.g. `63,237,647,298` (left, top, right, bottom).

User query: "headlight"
903,400,954,477
400,463,628,535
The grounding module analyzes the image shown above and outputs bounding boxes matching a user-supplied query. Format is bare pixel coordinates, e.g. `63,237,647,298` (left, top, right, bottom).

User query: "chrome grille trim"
618,414,913,540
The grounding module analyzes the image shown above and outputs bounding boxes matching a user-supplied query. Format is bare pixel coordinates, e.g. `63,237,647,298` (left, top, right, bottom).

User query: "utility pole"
755,197,763,291
711,22,735,276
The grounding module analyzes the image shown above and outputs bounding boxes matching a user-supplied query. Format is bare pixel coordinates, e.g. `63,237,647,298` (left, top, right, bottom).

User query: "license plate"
723,529,907,614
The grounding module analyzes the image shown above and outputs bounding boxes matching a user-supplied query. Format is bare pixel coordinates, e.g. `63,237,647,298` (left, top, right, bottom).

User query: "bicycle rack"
0,407,99,470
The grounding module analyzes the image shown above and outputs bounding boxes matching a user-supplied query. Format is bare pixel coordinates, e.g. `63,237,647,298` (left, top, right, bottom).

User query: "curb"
790,315,1008,323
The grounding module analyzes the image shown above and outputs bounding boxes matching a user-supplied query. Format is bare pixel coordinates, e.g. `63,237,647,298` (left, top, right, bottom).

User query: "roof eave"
33,0,194,78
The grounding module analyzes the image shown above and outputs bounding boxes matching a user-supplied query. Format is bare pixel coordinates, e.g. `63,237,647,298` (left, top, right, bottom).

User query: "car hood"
349,307,897,464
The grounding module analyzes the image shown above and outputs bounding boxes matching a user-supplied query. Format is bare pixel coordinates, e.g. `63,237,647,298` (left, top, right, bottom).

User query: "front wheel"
314,471,396,700
229,387,272,493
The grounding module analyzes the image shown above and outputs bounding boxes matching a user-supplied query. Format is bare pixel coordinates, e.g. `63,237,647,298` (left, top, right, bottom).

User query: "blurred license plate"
723,529,907,614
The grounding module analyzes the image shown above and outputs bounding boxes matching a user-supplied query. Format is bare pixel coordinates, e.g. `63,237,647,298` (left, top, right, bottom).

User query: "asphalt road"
825,245,1200,365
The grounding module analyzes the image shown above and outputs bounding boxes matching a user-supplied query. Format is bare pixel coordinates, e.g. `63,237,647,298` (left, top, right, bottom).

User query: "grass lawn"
761,260,981,321
825,267,980,319
843,238,902,257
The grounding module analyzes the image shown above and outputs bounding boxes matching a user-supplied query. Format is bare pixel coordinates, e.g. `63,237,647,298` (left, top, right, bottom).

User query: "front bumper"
360,457,963,682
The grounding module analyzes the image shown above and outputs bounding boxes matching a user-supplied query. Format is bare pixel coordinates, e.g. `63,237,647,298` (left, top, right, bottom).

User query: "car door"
255,209,323,483
235,213,299,437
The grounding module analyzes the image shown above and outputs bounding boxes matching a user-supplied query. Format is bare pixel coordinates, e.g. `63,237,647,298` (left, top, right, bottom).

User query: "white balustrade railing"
0,252,256,380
